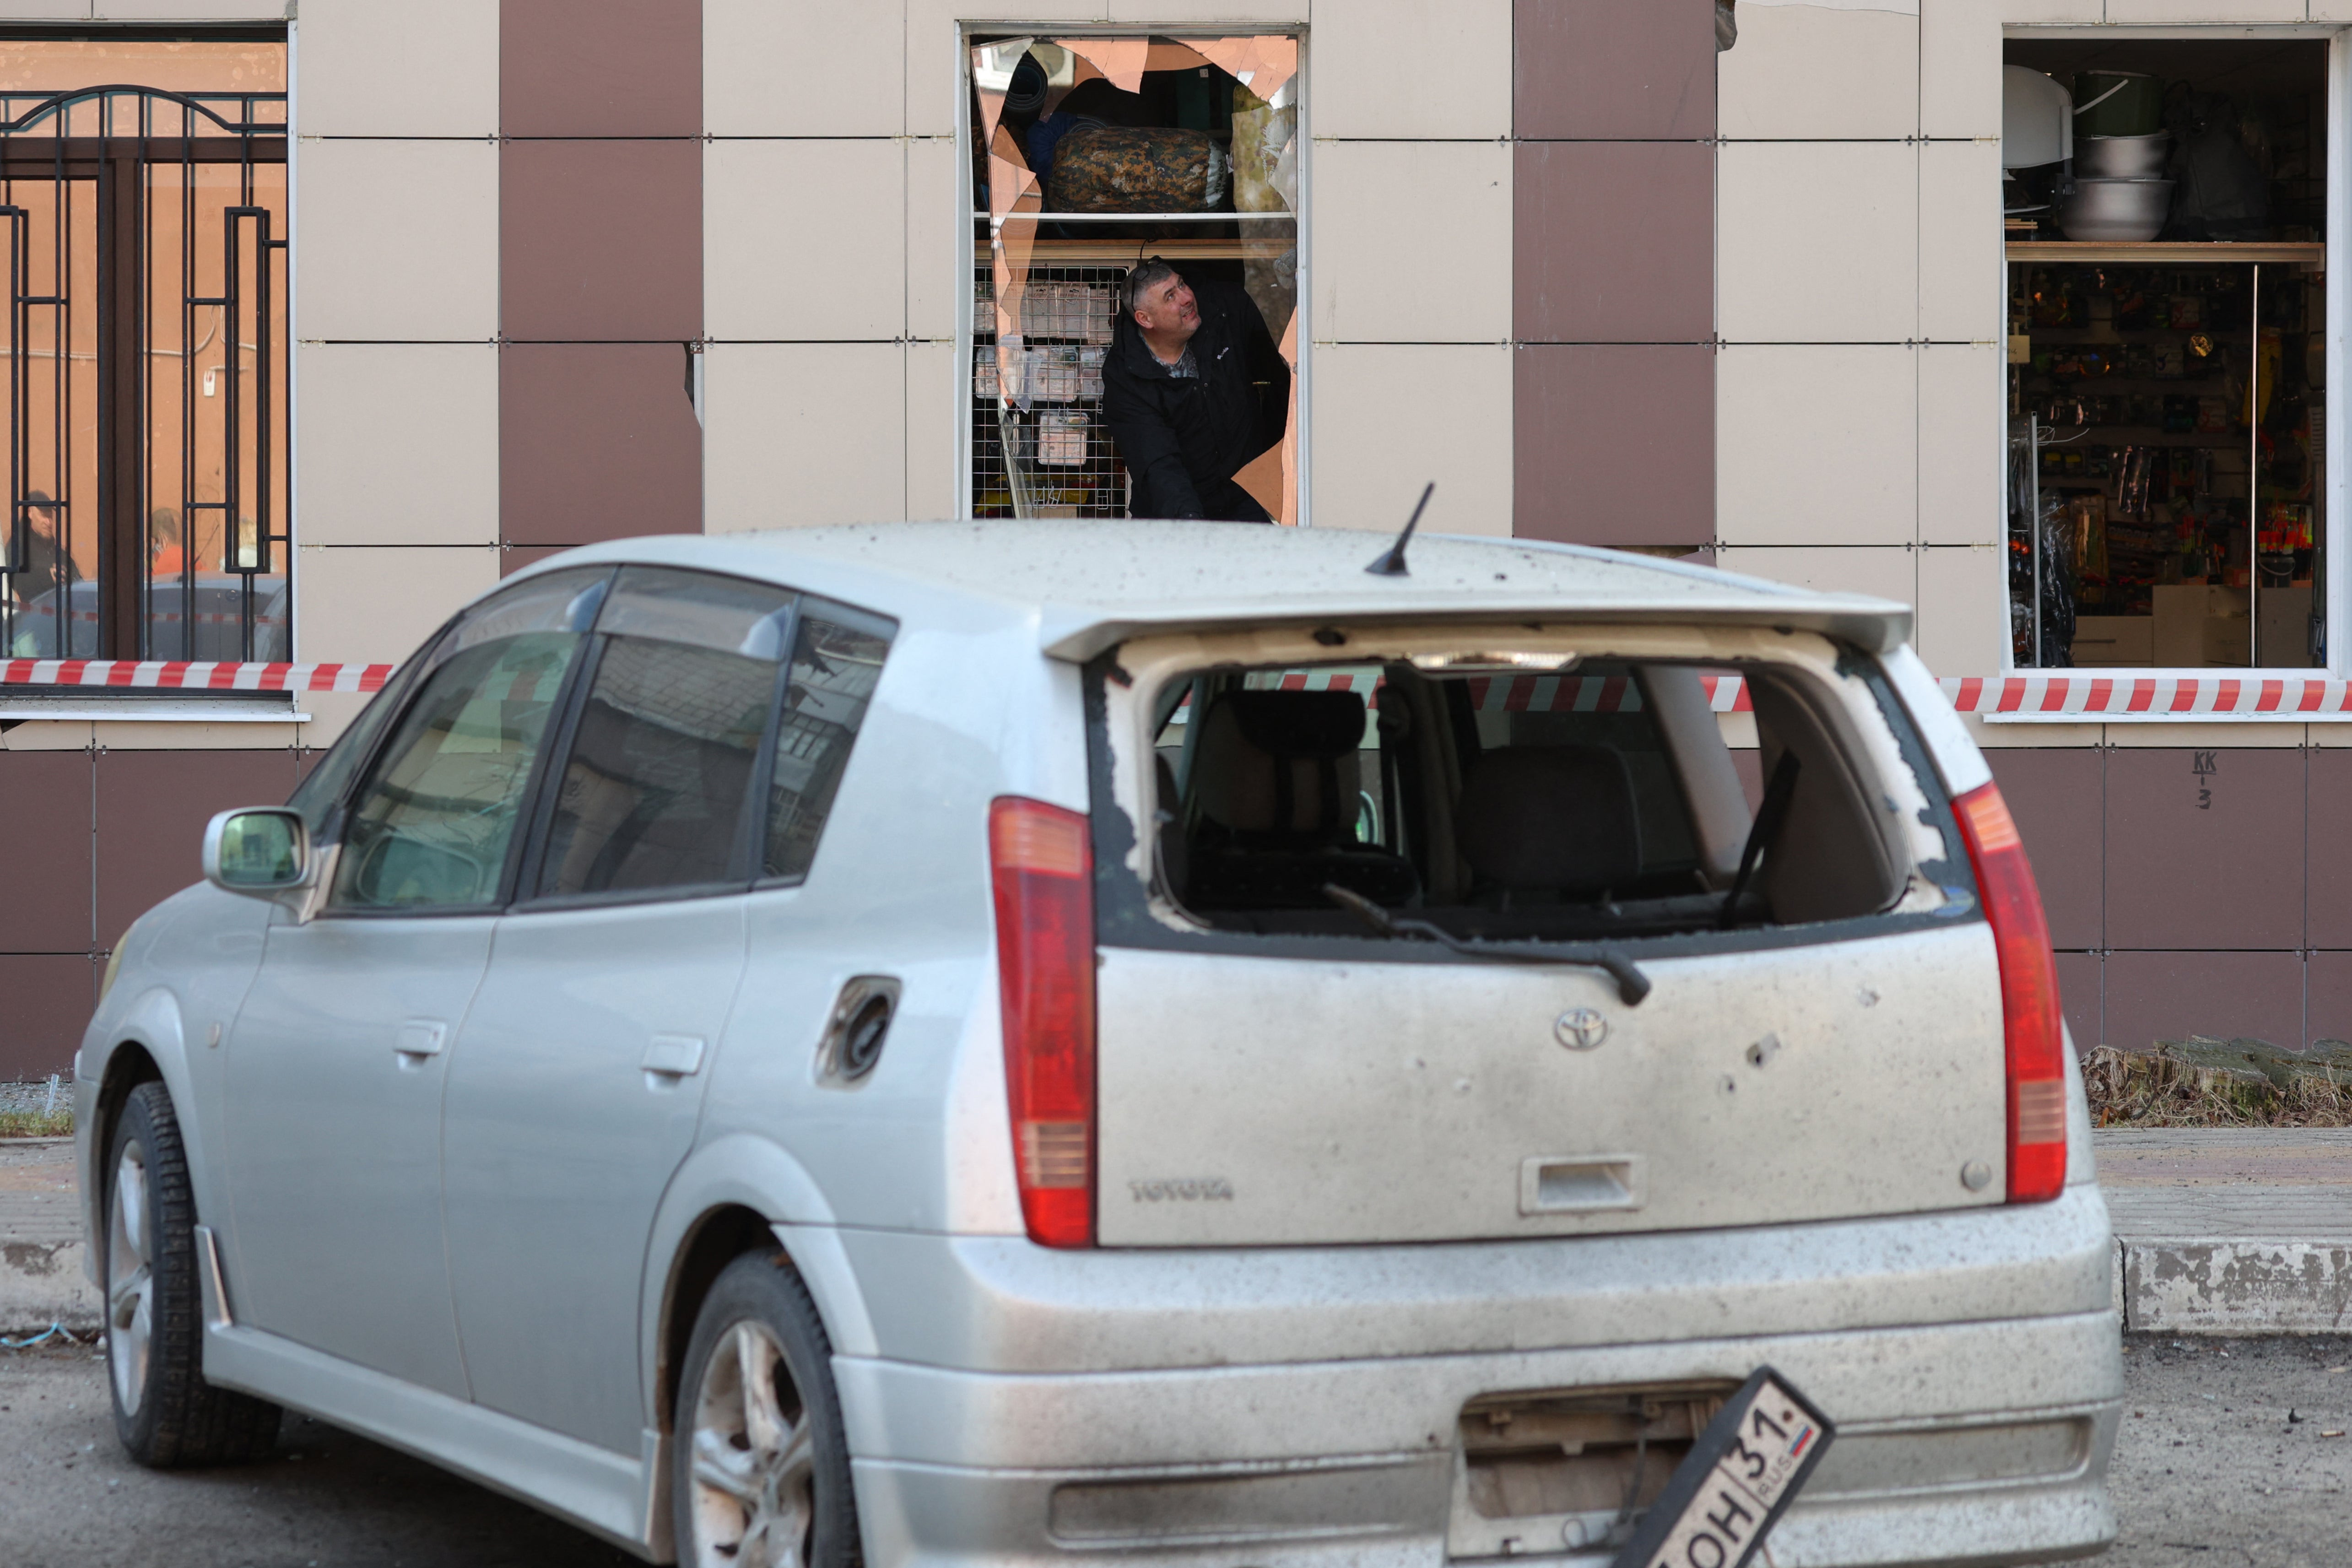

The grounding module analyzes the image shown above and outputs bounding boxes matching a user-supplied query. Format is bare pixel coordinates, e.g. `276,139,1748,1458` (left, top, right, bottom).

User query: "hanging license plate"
1609,1365,1833,1568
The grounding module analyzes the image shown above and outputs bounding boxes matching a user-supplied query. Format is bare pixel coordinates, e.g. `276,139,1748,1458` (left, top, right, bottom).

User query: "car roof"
527,521,1915,658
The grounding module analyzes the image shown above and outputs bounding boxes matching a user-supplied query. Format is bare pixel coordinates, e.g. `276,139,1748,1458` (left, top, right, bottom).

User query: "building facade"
0,0,2344,1077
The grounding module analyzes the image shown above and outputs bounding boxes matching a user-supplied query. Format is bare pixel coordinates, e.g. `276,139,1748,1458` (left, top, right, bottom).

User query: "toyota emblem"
1554,1008,1608,1051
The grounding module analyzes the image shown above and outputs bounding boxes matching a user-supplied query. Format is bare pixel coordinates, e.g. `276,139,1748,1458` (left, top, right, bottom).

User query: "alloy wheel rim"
106,1140,152,1416
688,1319,814,1568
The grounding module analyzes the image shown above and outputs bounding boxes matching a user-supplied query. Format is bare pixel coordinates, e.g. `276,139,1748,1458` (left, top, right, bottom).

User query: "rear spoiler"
1041,596,1915,664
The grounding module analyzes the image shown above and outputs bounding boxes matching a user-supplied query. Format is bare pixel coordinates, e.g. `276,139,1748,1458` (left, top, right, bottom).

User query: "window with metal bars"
0,73,287,662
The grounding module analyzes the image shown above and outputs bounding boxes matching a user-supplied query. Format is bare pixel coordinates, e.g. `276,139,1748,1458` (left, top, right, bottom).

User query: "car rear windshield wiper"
1322,885,1653,1006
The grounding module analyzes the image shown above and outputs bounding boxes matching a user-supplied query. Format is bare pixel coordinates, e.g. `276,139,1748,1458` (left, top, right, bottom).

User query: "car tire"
104,1080,282,1467
672,1250,861,1568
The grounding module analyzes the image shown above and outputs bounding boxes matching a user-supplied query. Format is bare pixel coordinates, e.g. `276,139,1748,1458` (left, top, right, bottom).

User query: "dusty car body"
76,520,2119,1566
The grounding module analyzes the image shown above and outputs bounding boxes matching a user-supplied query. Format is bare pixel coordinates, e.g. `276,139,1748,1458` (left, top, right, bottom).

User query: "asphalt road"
4,1333,2350,1566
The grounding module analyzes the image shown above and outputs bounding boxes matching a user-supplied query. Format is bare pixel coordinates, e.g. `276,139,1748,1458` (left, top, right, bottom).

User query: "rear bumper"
820,1184,2121,1567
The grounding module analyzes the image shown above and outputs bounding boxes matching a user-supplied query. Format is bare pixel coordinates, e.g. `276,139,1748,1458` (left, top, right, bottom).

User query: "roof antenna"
1366,481,1434,577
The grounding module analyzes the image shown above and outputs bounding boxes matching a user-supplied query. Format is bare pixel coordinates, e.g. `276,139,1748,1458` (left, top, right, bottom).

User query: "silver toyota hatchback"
76,521,2119,1567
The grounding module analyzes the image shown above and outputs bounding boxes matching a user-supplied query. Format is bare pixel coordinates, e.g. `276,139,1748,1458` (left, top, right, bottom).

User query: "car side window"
763,600,894,882
331,633,584,910
530,568,794,899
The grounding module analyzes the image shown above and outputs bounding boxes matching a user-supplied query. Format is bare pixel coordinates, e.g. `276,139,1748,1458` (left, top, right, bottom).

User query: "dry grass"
0,1108,71,1139
2085,1043,2352,1129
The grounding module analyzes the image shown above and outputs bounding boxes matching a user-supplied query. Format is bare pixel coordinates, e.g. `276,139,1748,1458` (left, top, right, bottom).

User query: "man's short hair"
1122,258,1179,319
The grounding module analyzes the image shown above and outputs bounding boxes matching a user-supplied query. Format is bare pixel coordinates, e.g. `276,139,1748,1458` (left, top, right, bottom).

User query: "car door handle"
395,1019,447,1067
642,1034,706,1079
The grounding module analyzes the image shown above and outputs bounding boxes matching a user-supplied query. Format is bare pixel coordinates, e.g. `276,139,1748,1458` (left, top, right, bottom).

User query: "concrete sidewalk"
0,1138,95,1333
2101,1127,2352,1333
3,1129,2349,1335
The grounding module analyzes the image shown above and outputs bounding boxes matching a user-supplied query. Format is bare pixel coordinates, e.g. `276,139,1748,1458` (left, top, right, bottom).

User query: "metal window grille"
0,86,288,662
971,264,1131,519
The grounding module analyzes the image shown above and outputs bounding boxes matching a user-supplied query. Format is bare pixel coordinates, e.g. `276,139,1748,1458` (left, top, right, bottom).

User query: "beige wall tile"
294,545,497,666
1920,0,2001,140
1916,544,2007,677
708,139,904,342
296,343,497,547
904,0,1108,140
1719,142,1917,344
1314,140,1507,343
1711,545,1916,610
1308,343,1510,535
1310,0,1512,140
706,0,903,136
297,0,496,137
1719,344,1916,546
1112,0,1304,17
1920,139,2002,344
1995,0,2102,19
1919,341,2004,547
296,688,372,752
1719,4,1917,141
907,136,962,343
87,723,300,750
0,721,96,750
705,343,907,530
2103,0,2306,20
0,3,89,16
95,0,278,14
906,340,959,520
295,139,497,341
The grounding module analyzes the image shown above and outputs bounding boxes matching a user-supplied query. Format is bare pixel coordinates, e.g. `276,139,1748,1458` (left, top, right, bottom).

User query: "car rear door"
437,567,795,1455
1086,628,2011,1249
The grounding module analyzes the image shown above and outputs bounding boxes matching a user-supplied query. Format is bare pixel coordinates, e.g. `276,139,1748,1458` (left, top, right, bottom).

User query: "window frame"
954,23,1311,526
1997,23,2351,684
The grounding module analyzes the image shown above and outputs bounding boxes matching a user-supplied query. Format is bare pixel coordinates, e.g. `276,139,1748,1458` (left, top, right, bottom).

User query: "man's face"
1133,272,1199,340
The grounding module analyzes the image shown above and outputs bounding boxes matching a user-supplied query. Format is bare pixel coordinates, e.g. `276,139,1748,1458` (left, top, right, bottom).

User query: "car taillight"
1951,781,2067,1204
989,796,1095,1248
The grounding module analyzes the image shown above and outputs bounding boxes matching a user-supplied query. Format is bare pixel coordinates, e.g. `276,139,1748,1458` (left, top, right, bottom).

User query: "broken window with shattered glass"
965,33,1299,524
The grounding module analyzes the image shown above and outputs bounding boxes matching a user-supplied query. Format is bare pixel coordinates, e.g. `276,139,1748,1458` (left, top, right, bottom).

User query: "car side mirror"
203,808,314,906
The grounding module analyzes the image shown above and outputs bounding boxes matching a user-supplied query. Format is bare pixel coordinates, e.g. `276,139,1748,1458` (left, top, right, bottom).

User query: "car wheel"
106,1080,282,1467
672,1250,860,1568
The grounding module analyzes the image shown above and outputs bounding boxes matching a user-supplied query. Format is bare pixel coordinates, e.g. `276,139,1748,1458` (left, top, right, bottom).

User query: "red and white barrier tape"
0,659,395,693
2,662,2350,719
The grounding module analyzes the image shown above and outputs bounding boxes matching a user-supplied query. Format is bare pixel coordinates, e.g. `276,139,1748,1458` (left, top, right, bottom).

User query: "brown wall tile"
2104,747,2303,951
501,139,702,341
0,953,94,1078
1515,0,1715,140
1514,344,1713,546
500,344,702,547
2102,950,2303,1054
2302,952,2352,1047
502,0,699,138
0,752,91,954
2308,751,2352,948
1516,143,1712,343
2054,950,2100,1054
96,750,298,950
1988,748,2102,952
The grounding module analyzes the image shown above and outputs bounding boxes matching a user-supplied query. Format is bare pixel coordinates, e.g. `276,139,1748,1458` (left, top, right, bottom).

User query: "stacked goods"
1048,126,1230,212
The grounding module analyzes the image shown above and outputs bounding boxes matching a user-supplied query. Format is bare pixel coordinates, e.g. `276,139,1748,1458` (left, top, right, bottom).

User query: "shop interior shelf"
2030,427,2255,446
995,236,1292,262
2026,328,2253,343
2007,240,2324,268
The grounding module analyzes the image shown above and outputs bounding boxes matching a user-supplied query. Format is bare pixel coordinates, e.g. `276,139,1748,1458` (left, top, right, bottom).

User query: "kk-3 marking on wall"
2193,749,2217,811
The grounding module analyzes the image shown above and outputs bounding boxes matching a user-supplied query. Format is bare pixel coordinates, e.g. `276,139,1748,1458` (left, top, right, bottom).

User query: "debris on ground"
2087,1039,2352,1127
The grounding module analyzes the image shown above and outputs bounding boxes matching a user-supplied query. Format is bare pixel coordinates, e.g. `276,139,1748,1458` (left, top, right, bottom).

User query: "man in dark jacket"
1101,259,1291,521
